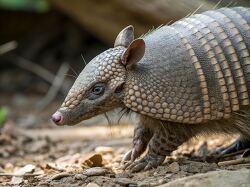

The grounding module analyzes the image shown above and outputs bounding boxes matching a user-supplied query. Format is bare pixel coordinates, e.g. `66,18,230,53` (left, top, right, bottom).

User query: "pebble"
86,182,101,187
138,182,150,187
103,154,113,161
169,162,180,173
115,177,137,186
15,164,36,175
83,167,108,176
4,163,14,172
74,173,87,180
165,173,174,178
10,177,23,185
115,172,132,178
95,146,114,154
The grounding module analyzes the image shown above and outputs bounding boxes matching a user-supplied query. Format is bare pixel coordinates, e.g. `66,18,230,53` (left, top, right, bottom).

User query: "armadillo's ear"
114,25,134,47
121,38,145,70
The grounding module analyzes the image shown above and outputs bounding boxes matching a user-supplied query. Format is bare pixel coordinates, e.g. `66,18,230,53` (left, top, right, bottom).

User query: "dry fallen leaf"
15,164,36,175
81,153,103,168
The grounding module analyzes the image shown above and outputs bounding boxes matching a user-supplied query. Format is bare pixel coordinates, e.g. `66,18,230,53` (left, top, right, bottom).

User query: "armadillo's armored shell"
123,7,250,124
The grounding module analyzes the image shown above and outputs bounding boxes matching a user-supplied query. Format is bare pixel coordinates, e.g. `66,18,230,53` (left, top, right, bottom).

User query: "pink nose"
52,111,64,125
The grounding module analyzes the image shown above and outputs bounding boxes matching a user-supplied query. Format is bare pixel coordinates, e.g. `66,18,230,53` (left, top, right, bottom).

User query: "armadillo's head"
52,25,145,125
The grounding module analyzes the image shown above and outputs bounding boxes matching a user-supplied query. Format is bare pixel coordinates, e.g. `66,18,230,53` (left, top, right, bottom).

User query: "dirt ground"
0,120,249,187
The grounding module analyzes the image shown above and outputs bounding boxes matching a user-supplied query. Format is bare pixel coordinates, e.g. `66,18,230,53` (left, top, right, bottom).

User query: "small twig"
0,41,18,55
0,173,41,177
37,62,69,110
50,172,72,180
218,157,250,167
219,149,246,158
231,163,250,168
46,163,65,172
242,149,250,157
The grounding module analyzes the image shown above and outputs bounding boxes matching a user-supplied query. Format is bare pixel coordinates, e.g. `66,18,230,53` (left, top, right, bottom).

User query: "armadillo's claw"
121,149,140,170
123,153,165,172
122,148,142,163
122,150,133,163
122,160,133,170
122,139,148,163
122,125,154,171
126,161,148,173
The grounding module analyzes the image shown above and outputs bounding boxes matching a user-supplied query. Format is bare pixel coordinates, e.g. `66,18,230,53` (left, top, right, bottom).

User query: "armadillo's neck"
123,7,250,124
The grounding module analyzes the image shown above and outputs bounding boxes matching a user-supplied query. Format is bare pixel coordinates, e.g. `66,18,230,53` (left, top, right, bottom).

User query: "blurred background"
0,0,249,129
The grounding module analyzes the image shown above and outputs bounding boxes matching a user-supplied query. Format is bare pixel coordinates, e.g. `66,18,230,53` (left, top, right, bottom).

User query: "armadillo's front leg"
124,121,189,172
123,121,153,162
124,131,166,172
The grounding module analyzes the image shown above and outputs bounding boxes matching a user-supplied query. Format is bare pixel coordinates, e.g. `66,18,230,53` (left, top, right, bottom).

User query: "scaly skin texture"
124,7,250,123
58,47,126,125
52,7,250,172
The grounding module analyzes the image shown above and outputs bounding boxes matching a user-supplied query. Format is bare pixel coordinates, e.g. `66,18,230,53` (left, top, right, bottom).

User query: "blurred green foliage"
0,0,50,12
0,107,7,126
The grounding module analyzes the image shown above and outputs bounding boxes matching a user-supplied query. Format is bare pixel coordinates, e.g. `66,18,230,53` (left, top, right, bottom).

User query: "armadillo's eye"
92,85,105,95
89,83,105,100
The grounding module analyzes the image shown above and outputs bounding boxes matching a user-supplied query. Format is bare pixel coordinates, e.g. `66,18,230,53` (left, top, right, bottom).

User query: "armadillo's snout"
51,111,64,125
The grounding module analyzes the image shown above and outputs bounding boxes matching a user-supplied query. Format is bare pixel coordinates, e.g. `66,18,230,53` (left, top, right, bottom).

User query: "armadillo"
52,7,250,172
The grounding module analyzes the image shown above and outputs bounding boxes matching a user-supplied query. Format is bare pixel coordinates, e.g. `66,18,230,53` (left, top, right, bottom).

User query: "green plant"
0,107,7,126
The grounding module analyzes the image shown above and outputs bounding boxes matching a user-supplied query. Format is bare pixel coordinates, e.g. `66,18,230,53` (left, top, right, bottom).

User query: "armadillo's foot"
122,139,149,163
216,137,250,155
122,125,153,163
122,145,143,163
123,152,165,172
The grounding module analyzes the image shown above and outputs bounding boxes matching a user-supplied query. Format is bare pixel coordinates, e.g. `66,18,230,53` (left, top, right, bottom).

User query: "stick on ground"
218,157,250,167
